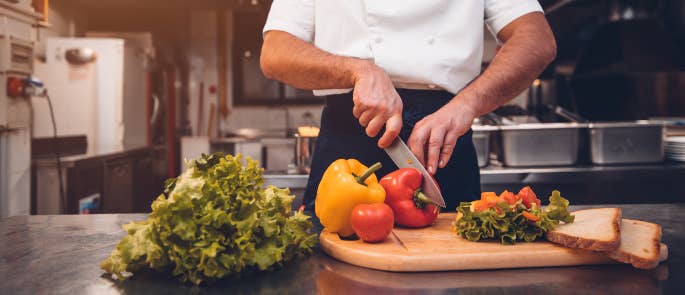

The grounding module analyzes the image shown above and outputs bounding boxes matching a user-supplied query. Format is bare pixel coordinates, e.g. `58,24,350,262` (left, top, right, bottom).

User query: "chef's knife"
384,138,446,208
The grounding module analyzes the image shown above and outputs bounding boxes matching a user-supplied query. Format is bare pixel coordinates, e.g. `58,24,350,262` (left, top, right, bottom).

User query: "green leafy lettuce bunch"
101,153,317,284
455,190,574,244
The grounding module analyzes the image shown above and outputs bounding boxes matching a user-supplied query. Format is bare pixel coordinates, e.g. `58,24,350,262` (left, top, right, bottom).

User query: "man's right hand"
261,32,402,148
351,62,403,149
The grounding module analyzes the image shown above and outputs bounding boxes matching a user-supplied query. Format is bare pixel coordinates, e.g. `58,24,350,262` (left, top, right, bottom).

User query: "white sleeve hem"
486,2,543,37
263,20,314,43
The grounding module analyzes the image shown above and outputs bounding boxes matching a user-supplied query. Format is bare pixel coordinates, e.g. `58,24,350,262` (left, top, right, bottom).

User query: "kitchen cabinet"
65,159,103,214
33,146,167,214
102,158,134,213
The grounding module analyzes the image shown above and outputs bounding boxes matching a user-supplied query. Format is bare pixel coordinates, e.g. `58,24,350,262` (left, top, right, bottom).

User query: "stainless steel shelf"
264,163,685,189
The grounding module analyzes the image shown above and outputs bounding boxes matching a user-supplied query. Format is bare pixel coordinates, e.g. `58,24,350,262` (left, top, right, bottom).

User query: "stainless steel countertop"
2,203,684,294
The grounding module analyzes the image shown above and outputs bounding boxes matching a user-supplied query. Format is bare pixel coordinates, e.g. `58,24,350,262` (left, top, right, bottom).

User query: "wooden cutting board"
320,213,667,272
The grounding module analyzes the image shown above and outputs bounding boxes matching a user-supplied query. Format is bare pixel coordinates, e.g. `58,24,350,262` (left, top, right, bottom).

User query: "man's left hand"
407,100,477,175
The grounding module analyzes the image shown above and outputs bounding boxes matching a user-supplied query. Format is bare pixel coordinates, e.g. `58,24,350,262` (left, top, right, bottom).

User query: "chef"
260,1,556,210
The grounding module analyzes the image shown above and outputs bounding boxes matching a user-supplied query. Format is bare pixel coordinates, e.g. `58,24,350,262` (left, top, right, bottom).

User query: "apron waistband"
393,82,443,91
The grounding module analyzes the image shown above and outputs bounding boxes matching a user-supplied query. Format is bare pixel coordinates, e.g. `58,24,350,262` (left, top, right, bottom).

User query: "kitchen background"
1,0,684,217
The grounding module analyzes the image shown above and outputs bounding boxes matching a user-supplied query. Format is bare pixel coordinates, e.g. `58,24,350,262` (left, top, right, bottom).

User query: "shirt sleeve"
263,0,315,43
484,0,543,36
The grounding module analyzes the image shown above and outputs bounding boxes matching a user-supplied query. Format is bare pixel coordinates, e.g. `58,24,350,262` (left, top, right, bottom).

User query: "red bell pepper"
379,168,440,228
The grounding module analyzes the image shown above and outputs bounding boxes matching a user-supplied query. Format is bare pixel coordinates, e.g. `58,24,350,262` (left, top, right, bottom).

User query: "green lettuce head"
101,153,317,284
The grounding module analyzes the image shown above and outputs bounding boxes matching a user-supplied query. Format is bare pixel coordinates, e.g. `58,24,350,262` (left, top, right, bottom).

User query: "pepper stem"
356,162,382,185
413,190,435,209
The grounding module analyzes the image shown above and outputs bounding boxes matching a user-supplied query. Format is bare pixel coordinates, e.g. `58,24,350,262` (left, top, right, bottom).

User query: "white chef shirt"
263,0,543,96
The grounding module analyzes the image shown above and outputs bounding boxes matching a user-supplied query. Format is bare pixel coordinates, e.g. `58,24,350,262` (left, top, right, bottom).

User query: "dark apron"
303,88,481,211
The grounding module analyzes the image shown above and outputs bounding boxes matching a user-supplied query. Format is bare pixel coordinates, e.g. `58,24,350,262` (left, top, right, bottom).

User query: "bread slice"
545,208,621,251
608,219,662,270
659,243,668,262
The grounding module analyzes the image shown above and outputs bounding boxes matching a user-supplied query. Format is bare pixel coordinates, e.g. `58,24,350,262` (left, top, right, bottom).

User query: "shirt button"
428,84,437,89
375,37,382,44
427,36,435,45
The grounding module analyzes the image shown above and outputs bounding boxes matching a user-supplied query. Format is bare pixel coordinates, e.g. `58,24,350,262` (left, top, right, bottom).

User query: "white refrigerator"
33,37,149,150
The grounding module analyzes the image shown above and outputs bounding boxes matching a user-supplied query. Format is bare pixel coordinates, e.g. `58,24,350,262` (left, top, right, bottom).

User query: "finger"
378,114,402,148
353,104,362,119
439,130,460,168
366,115,386,138
426,128,445,175
407,122,429,166
358,111,374,127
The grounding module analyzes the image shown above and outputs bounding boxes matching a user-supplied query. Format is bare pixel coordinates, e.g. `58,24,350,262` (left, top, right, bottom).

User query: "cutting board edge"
319,231,622,272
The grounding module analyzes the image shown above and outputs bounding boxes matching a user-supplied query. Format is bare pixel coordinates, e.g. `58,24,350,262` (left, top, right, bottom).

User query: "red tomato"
350,203,394,243
499,190,518,205
517,186,541,209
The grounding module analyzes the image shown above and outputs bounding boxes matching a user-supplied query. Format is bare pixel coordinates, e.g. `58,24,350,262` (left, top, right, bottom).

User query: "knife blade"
383,138,446,208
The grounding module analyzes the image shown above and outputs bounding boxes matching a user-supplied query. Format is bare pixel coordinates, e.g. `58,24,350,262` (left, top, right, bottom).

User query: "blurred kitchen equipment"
528,79,559,122
588,121,665,165
483,112,515,126
261,137,293,172
472,124,497,168
552,106,665,165
207,103,216,137
292,111,321,174
294,134,316,174
64,47,97,65
570,18,684,121
227,128,285,139
551,105,589,123
38,37,153,150
196,82,204,136
499,123,585,167
665,136,685,162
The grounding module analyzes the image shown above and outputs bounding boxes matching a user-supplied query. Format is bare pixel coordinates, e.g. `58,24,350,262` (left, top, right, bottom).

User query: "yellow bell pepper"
315,159,386,237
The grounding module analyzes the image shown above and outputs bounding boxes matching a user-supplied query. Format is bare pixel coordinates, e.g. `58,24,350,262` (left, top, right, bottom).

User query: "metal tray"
499,123,586,167
472,125,497,168
588,121,664,165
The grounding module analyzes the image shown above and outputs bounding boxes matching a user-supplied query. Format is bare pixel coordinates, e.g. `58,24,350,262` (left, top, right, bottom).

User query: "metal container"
588,121,664,165
472,125,497,167
499,123,585,167
294,134,317,174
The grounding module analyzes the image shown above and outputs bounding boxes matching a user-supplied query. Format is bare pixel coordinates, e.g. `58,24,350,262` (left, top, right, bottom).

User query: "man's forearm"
261,30,370,90
450,13,557,117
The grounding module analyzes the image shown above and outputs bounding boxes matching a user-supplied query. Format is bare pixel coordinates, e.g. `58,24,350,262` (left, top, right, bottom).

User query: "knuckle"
441,147,454,155
386,129,400,137
388,125,401,133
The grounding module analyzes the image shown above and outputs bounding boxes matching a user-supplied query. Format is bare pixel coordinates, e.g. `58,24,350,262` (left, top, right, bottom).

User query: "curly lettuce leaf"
455,190,574,244
101,153,317,284
545,190,574,223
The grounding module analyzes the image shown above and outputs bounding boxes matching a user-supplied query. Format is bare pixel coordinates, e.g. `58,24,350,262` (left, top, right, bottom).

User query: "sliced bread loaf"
608,219,662,270
545,208,622,251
